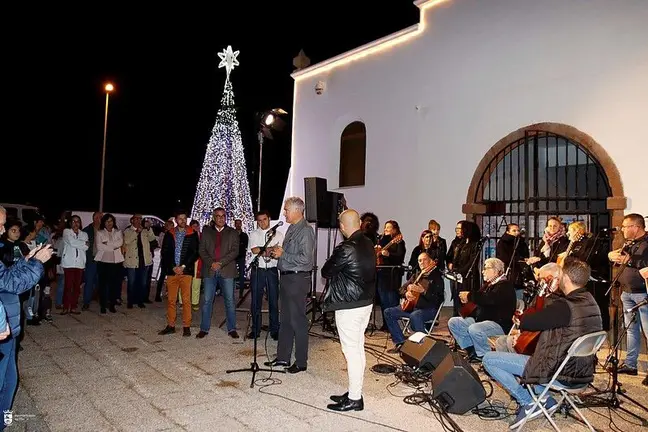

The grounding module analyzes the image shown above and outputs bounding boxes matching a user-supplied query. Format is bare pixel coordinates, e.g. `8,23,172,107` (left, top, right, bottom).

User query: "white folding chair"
400,306,443,337
515,330,607,431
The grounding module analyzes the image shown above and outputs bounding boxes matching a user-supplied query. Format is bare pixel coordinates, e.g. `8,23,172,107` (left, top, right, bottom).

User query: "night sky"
5,3,419,222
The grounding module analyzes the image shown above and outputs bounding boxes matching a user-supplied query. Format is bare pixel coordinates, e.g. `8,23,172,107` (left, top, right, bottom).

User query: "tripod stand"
582,282,648,425
226,229,285,387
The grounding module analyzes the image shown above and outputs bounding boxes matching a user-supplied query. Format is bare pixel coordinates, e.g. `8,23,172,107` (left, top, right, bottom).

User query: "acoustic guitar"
556,232,584,267
400,263,437,312
513,276,558,355
375,234,403,266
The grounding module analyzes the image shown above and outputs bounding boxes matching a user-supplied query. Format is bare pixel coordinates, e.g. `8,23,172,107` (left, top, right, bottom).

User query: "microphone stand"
227,228,285,387
505,235,521,279
581,242,648,425
465,237,488,292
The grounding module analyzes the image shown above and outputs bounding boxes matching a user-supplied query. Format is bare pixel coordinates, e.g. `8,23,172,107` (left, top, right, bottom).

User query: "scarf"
540,225,566,257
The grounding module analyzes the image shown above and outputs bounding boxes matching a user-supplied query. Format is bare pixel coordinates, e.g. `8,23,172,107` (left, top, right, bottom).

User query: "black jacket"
496,233,529,287
161,226,200,276
321,230,376,312
522,288,602,385
468,278,517,333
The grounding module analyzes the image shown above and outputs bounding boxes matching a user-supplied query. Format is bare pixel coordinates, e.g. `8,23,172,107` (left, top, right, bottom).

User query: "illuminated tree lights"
191,49,254,232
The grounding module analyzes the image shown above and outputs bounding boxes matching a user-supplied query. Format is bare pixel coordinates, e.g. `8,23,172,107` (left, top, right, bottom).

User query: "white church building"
286,0,647,289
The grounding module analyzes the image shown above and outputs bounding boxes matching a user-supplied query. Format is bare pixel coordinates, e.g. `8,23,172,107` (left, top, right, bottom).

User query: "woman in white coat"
61,215,89,314
95,214,124,313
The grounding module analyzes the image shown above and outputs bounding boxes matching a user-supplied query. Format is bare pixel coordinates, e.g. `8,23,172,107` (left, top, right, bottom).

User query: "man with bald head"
321,209,376,412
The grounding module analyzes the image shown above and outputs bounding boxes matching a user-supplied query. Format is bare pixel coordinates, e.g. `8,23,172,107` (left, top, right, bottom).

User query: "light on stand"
257,108,288,212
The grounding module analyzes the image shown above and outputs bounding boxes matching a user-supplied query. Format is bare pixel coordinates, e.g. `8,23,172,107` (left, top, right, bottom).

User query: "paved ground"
7,292,648,432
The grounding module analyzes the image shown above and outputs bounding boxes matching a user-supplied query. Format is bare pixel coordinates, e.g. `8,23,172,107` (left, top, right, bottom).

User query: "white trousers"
335,304,373,400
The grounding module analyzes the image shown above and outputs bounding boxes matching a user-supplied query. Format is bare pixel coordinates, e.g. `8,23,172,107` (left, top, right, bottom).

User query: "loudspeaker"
431,352,486,414
304,177,328,224
400,337,450,370
326,191,345,228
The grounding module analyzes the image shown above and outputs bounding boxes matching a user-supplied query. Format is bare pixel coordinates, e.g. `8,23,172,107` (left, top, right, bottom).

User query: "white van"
0,203,41,225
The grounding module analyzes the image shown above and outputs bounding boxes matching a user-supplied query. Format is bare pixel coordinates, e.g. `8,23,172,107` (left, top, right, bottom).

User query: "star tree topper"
218,45,240,78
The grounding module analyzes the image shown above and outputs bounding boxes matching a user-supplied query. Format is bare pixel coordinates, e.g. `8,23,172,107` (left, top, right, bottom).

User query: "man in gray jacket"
264,197,315,373
197,207,240,339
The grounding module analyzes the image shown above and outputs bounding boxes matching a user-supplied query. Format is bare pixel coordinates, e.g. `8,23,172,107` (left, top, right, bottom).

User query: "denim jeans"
448,316,505,357
482,351,535,406
201,273,235,332
56,272,65,306
126,266,148,306
83,260,98,305
384,306,438,345
376,275,399,327
0,337,18,423
621,291,648,369
250,267,280,336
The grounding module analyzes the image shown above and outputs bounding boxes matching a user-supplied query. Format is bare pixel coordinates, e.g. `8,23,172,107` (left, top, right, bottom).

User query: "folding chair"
400,306,443,337
515,330,607,431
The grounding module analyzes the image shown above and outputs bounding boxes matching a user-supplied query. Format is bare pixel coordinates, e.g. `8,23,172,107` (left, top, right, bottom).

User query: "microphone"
601,227,620,232
626,298,648,313
269,221,284,232
480,235,491,242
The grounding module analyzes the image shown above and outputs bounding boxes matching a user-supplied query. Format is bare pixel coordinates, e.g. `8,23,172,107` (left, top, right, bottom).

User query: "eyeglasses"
621,225,637,229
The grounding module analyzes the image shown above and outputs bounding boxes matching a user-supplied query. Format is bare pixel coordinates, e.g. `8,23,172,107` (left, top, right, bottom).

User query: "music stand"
226,229,285,387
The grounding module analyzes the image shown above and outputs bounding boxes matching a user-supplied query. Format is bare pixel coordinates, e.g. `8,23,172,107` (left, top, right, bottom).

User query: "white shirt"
248,227,284,269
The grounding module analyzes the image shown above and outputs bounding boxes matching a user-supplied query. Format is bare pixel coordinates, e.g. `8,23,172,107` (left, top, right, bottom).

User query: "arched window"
339,121,366,187
475,130,611,256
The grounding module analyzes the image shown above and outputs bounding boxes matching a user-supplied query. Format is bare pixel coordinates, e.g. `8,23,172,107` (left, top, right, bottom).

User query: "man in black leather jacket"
321,209,376,412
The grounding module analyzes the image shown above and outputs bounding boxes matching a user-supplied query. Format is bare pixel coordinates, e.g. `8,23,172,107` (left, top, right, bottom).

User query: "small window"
339,121,366,187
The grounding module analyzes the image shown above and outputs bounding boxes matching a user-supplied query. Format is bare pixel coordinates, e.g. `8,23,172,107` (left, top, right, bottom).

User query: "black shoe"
143,299,153,304
158,326,175,335
247,332,259,339
229,330,240,339
155,296,162,302
137,303,146,308
196,331,208,339
615,364,638,375
264,359,289,367
270,332,279,341
327,396,363,412
642,375,647,387
183,327,191,337
286,363,307,374
464,345,476,359
330,392,349,403
108,306,117,313
81,304,89,311
127,304,133,309
100,307,107,314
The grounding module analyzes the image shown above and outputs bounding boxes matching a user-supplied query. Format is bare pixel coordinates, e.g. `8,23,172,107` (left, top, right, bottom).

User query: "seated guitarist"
384,252,444,353
482,257,602,429
448,258,517,363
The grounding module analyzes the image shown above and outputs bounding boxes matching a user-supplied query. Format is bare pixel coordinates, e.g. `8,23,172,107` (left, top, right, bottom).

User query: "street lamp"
99,82,114,212
257,108,287,212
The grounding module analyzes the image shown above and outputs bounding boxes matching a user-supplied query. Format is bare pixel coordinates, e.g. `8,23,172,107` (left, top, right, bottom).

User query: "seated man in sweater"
384,252,444,353
482,257,602,429
448,257,517,363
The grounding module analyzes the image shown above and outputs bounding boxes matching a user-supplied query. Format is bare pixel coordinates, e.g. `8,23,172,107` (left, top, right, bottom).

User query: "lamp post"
257,109,287,212
99,83,114,212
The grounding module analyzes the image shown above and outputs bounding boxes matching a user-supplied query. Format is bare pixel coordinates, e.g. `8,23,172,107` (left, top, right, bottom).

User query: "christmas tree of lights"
191,46,255,232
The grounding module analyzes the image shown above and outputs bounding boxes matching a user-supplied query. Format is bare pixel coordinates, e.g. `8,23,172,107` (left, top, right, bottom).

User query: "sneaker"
509,396,558,429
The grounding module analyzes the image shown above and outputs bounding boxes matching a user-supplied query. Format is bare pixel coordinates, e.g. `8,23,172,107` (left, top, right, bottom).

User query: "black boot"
464,345,476,359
